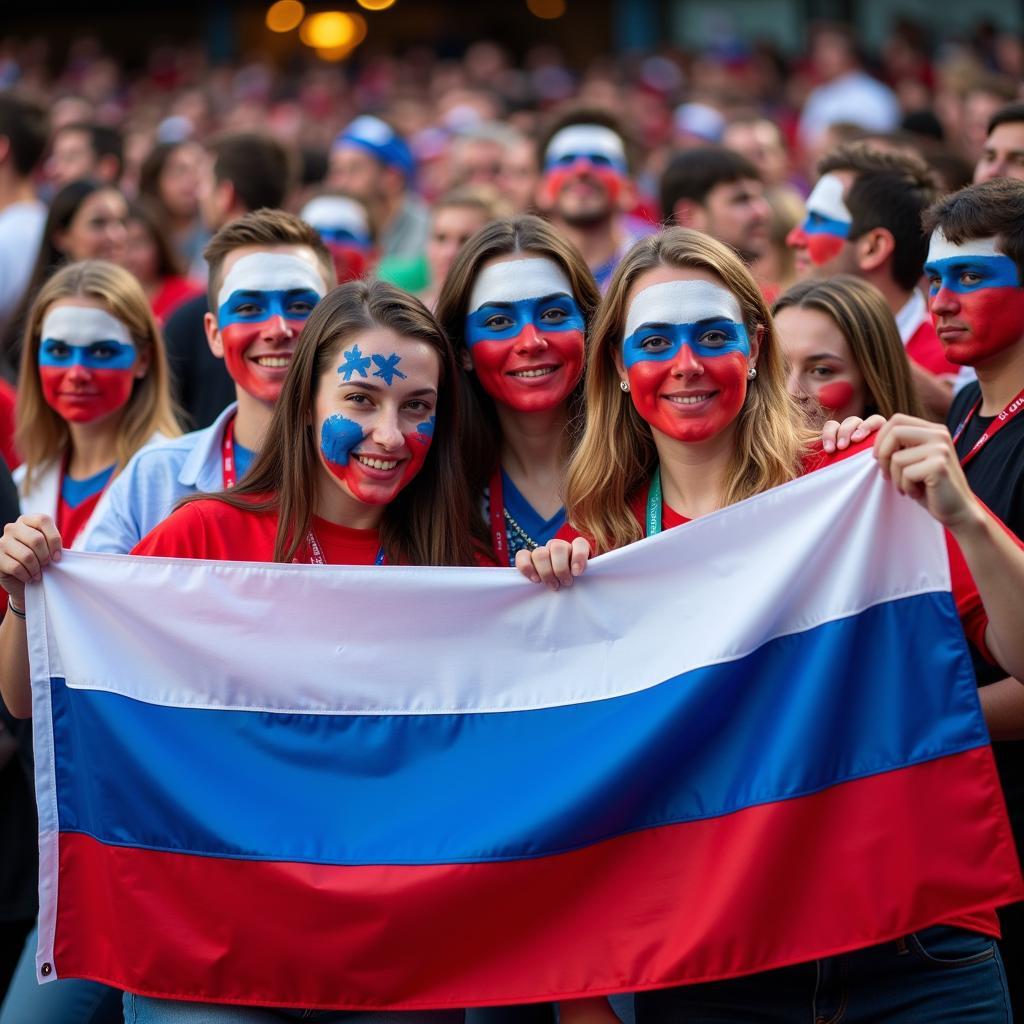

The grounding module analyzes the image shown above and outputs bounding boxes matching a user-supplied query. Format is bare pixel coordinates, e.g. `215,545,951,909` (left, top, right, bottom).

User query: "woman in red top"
518,228,1024,1024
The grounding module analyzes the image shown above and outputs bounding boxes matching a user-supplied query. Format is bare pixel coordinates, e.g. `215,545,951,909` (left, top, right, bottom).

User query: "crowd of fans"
1,11,1024,1023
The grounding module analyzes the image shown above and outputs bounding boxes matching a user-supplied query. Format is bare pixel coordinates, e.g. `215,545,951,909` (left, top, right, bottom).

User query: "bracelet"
6,599,25,621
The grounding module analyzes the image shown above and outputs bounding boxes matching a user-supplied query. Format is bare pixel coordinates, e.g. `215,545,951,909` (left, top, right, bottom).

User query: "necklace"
503,506,541,551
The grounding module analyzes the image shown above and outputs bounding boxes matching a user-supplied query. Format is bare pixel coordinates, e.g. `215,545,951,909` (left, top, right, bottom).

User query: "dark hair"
128,197,184,279
59,121,124,178
137,141,188,208
987,101,1024,136
209,132,293,212
922,178,1024,283
537,107,631,173
660,146,762,222
0,92,47,177
818,142,938,291
189,280,483,567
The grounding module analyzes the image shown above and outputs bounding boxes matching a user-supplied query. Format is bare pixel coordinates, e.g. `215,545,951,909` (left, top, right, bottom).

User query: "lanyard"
951,386,1024,468
304,529,385,566
645,467,663,537
221,415,239,489
488,466,507,564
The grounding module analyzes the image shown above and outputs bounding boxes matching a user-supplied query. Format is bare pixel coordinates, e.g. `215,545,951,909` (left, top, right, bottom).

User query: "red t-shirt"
0,378,19,470
132,498,382,565
151,276,205,325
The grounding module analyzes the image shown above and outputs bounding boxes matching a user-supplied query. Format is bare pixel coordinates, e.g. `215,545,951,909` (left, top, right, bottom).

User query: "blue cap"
334,115,415,182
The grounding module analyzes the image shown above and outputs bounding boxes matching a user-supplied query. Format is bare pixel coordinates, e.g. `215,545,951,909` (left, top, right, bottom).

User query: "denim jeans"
124,996,464,1024
634,926,1011,1023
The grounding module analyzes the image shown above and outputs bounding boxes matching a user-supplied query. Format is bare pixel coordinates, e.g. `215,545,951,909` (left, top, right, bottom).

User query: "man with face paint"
922,178,1024,1016
300,193,374,284
787,143,962,417
538,110,649,290
79,210,335,554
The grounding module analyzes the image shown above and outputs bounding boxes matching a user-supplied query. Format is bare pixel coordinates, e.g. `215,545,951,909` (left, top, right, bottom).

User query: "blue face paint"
923,254,1020,296
414,415,436,445
800,211,850,238
217,288,322,329
371,353,407,386
339,345,372,381
465,293,585,348
622,319,751,369
320,414,364,467
544,151,628,174
38,338,137,370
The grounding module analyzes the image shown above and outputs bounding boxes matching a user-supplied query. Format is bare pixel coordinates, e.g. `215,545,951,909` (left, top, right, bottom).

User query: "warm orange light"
300,11,358,49
350,11,368,45
265,0,305,32
526,0,565,17
357,0,396,9
316,44,355,62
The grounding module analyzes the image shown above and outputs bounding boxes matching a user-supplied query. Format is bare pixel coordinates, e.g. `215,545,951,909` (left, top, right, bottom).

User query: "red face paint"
933,286,1024,365
814,380,856,416
39,365,135,423
542,160,624,207
626,350,749,443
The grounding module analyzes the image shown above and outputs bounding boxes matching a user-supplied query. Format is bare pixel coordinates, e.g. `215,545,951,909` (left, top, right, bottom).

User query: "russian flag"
26,452,1022,1011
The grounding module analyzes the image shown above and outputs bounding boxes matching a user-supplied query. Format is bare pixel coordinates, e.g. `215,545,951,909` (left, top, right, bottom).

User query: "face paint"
786,174,851,267
301,196,372,284
816,380,856,415
38,306,138,423
465,257,586,413
542,124,628,204
924,230,1024,366
217,252,327,402
622,280,751,443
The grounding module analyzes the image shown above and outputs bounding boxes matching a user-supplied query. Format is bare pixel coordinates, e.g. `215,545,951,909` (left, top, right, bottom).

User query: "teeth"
511,367,556,378
255,356,290,367
667,394,712,405
354,454,399,471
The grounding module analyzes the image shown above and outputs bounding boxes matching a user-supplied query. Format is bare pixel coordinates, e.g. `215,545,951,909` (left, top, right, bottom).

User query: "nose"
65,358,91,382
263,314,295,342
786,224,808,250
929,283,960,316
514,322,548,354
670,342,703,377
368,407,404,451
753,197,772,224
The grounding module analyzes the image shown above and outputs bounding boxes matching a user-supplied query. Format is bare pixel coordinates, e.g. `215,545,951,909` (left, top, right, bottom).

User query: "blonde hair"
566,227,815,552
16,260,180,491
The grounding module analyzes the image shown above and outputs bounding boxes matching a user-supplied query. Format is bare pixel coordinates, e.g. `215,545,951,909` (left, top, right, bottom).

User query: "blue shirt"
495,470,566,567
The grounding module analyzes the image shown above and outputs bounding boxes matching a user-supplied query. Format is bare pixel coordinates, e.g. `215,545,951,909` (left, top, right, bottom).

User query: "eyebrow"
635,316,734,330
806,352,844,362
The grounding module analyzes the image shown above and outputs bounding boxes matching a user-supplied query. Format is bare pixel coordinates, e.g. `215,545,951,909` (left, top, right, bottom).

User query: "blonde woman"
518,227,1024,1023
14,259,178,547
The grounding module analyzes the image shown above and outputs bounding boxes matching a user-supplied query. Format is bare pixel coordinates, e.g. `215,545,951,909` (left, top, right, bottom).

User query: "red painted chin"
472,330,585,413
626,352,748,443
324,430,433,507
814,380,857,418
39,367,134,423
935,287,1024,366
220,321,305,403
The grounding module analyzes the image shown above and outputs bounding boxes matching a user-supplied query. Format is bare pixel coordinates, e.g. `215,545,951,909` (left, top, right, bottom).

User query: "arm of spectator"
979,677,1024,741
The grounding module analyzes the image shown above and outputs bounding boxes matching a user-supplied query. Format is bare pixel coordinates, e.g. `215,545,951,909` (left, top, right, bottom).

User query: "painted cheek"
786,225,807,249
399,417,435,490
942,288,1024,365
220,320,307,402
472,329,584,413
806,233,845,267
815,380,856,415
544,163,622,203
319,414,364,487
39,365,135,423
626,351,747,443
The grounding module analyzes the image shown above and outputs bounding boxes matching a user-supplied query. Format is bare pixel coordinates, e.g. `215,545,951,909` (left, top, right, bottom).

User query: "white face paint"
217,252,327,310
545,124,627,166
624,280,744,339
300,196,370,237
468,257,574,313
40,306,134,348
806,173,851,225
926,229,1002,263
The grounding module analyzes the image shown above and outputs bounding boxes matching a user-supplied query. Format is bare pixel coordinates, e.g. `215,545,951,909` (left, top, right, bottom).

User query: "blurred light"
300,11,358,49
350,11,368,45
526,0,566,17
357,0,396,8
316,44,355,62
266,0,305,32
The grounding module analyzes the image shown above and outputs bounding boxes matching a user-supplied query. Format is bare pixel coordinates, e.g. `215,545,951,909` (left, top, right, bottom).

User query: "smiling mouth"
353,453,401,471
664,392,716,406
509,366,559,378
252,355,291,368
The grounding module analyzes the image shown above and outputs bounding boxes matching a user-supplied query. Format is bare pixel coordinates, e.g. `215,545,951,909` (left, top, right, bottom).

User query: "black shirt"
948,380,1024,840
163,294,235,431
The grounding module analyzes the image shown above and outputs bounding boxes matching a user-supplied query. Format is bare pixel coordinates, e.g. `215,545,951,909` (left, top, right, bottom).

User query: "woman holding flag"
517,227,1024,1023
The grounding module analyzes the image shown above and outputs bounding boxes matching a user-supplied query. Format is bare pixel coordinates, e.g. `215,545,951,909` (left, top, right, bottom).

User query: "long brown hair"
567,227,816,553
194,279,483,566
773,275,926,420
16,260,180,491
434,214,601,499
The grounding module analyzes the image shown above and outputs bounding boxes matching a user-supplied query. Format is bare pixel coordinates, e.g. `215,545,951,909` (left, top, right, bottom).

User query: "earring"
619,380,630,392
747,367,757,380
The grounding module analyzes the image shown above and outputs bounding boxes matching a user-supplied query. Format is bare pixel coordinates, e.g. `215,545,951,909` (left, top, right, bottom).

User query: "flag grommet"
41,963,52,976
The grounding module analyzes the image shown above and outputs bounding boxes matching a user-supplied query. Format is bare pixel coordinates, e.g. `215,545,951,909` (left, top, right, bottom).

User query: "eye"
232,302,263,316
87,342,120,360
345,393,372,405
484,313,514,330
960,270,982,285
698,329,730,347
589,154,612,167
539,305,569,323
638,333,671,351
404,399,435,414
287,300,315,316
809,365,836,379
42,340,71,359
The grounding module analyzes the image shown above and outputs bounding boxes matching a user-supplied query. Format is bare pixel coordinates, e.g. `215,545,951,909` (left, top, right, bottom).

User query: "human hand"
821,413,887,453
515,537,591,590
0,514,63,609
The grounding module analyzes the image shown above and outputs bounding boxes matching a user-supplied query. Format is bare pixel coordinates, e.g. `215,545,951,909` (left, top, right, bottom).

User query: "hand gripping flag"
26,451,1022,1010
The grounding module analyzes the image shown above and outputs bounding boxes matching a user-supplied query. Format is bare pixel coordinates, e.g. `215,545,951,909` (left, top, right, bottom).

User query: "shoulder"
132,497,277,561
947,381,981,428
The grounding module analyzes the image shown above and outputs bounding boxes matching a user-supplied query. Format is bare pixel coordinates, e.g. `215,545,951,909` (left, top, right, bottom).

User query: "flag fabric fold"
27,450,1023,1010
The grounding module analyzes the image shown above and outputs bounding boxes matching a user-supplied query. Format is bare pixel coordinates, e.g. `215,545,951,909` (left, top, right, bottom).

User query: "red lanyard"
951,387,1024,468
303,530,385,566
488,466,507,565
221,415,239,489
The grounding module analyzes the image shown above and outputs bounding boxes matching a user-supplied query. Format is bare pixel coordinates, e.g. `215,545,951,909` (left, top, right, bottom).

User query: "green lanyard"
646,466,662,538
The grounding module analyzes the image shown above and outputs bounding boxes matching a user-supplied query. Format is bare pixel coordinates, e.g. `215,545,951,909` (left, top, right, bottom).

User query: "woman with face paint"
436,215,601,566
774,275,926,423
518,228,1024,1024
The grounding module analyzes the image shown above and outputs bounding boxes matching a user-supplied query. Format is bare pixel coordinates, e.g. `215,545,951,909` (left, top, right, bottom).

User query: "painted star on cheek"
339,346,372,381
371,353,407,386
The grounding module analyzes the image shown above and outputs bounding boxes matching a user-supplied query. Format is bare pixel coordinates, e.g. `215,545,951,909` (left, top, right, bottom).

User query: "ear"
204,311,225,360
133,344,151,380
671,199,707,231
612,344,627,383
460,347,474,373
749,324,764,371
855,227,895,274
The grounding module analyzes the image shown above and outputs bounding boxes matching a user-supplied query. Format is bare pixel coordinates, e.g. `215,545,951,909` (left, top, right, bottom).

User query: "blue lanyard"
645,467,663,538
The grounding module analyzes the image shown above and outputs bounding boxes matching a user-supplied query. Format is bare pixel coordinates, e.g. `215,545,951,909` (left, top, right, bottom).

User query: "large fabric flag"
27,451,1022,1011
